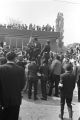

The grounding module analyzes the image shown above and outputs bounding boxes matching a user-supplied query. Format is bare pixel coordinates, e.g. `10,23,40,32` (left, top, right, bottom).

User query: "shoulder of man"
50,60,56,68
60,72,66,77
15,63,25,71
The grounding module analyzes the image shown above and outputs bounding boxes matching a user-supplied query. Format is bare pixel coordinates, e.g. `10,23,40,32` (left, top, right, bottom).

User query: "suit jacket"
28,62,39,79
0,62,26,107
60,71,76,97
39,63,49,80
50,59,62,75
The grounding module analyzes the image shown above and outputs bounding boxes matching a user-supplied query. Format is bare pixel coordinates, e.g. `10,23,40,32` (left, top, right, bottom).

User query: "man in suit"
27,59,39,100
40,60,49,100
48,55,62,97
33,37,41,60
16,54,27,69
0,51,26,120
59,63,76,120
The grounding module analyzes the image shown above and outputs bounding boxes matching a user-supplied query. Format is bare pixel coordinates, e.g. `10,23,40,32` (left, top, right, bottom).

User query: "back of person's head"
0,57,7,64
34,37,38,41
6,51,17,61
64,63,73,71
56,55,60,60
30,58,36,64
47,40,50,44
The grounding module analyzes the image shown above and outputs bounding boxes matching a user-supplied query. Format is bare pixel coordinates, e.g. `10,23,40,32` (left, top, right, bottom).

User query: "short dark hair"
34,37,38,41
6,51,17,61
56,55,60,60
64,63,73,71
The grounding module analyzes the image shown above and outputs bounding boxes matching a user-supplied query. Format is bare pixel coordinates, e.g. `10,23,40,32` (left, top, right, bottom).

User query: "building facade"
0,28,60,51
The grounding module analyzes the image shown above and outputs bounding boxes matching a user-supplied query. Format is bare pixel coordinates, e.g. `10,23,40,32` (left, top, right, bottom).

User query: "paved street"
19,86,80,120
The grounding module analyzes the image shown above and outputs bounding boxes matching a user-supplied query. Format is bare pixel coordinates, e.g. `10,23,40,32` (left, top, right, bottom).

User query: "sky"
0,0,80,46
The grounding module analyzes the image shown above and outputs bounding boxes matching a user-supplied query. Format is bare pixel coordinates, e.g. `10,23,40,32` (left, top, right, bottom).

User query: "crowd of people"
0,23,55,32
0,38,80,120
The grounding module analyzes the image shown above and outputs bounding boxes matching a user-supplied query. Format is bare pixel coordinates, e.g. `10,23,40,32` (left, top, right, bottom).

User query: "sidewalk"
19,87,80,120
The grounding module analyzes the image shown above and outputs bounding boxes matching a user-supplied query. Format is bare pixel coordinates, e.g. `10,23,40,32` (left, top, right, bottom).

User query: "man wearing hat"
59,63,76,120
0,51,26,120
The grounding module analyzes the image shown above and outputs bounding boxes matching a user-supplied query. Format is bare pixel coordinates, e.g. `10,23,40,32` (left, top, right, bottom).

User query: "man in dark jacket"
59,63,76,120
33,37,41,59
0,51,26,120
16,55,27,69
40,40,50,56
40,61,49,100
48,55,62,97
28,59,39,100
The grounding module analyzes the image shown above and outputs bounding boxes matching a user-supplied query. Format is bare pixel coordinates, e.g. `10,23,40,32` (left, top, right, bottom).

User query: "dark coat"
28,62,39,79
16,61,27,69
0,62,26,107
40,44,50,56
39,63,49,80
60,71,76,97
